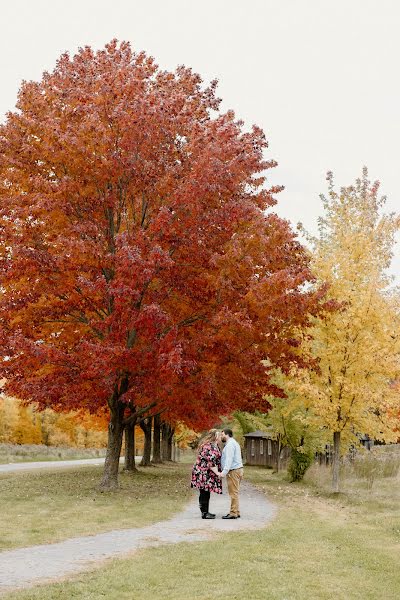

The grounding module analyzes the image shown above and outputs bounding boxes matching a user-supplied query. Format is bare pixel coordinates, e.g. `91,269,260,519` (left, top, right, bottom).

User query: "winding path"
0,481,275,593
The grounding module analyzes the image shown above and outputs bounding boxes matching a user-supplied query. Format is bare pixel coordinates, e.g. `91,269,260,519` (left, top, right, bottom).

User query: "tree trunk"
140,417,152,466
152,413,163,464
124,419,137,472
161,421,169,461
275,436,281,473
171,439,176,462
167,426,175,461
332,431,341,493
99,402,125,490
41,414,50,446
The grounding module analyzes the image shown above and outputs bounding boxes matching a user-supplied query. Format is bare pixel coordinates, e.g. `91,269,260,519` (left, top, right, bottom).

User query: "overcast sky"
1,0,399,281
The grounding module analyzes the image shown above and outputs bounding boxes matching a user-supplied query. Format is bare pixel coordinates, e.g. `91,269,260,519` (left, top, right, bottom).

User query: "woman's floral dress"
191,442,222,494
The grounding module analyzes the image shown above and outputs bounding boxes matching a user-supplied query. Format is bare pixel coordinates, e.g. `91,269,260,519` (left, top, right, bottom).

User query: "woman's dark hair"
223,428,233,437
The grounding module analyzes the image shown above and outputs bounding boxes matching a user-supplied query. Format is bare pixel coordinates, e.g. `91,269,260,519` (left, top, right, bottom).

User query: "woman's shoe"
202,512,216,519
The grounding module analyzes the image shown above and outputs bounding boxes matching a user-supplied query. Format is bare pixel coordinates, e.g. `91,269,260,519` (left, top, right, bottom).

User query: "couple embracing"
191,428,243,520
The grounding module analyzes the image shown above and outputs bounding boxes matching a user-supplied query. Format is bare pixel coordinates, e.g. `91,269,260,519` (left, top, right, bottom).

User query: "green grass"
0,463,191,551
3,461,400,600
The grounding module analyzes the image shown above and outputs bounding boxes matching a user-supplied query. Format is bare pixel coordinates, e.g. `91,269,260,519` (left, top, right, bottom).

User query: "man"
219,428,243,519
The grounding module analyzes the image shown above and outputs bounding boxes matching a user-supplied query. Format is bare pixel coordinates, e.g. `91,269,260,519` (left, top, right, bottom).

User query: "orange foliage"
0,41,325,485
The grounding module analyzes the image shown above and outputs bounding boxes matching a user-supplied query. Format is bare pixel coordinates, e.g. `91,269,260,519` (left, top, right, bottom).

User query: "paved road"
0,456,138,474
0,481,275,593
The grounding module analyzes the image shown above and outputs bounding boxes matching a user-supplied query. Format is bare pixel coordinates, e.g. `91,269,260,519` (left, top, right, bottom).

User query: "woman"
191,429,222,519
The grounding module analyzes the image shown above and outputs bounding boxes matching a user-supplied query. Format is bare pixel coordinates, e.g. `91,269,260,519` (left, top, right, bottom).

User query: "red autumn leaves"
0,40,324,486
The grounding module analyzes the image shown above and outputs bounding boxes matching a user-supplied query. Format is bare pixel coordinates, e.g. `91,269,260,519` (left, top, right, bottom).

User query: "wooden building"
243,430,290,468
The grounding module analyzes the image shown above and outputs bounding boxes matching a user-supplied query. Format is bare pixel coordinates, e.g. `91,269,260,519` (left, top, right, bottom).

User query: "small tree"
231,407,323,478
283,170,400,492
265,392,327,481
0,393,19,443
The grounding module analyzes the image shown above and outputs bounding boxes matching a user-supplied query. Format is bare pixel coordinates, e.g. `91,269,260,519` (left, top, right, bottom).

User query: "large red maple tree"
0,41,322,488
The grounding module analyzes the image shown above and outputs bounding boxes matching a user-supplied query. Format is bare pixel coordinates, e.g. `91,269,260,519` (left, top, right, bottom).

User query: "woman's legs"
199,488,210,514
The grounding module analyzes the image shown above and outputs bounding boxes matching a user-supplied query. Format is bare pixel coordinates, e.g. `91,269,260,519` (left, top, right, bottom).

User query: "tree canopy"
0,40,323,487
271,170,400,491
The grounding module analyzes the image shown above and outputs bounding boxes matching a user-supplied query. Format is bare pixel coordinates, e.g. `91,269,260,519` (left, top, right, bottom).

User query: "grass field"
3,452,400,600
0,443,106,464
0,463,192,551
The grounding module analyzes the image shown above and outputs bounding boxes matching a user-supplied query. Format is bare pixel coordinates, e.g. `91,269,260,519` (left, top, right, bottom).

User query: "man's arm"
221,442,234,476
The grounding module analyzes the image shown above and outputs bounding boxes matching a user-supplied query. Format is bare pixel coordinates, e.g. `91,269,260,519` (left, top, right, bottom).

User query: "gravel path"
0,481,275,593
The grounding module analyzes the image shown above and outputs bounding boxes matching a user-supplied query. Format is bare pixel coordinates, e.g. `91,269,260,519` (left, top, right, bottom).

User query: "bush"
288,449,314,482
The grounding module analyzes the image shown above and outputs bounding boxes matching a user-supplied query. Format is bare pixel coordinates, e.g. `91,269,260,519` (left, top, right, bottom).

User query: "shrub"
288,449,314,482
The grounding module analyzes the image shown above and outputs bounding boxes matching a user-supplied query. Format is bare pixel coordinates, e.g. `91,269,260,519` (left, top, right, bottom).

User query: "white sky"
1,0,399,281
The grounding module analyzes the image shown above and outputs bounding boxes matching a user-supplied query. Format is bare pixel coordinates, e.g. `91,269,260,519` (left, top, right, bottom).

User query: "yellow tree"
280,169,400,492
0,392,19,443
12,406,43,445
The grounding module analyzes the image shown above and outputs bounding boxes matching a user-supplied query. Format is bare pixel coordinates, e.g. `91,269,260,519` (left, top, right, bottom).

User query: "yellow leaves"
268,171,400,452
0,394,108,447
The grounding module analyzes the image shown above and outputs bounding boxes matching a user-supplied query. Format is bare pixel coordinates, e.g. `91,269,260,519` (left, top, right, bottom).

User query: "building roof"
243,430,273,439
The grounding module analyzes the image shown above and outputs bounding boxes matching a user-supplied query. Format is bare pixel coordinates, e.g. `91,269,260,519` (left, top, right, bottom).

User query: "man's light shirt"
221,438,243,475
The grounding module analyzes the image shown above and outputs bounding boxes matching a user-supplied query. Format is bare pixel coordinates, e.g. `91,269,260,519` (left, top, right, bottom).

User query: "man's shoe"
202,512,216,519
222,514,237,519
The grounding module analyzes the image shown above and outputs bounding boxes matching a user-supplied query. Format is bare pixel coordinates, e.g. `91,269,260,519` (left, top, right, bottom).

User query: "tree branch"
123,401,157,426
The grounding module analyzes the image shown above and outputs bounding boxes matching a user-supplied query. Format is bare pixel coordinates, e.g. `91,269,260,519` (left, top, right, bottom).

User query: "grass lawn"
0,463,192,551
0,443,106,464
3,461,400,600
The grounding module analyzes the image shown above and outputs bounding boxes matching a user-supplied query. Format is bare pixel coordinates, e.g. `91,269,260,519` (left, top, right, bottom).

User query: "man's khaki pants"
226,468,243,516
